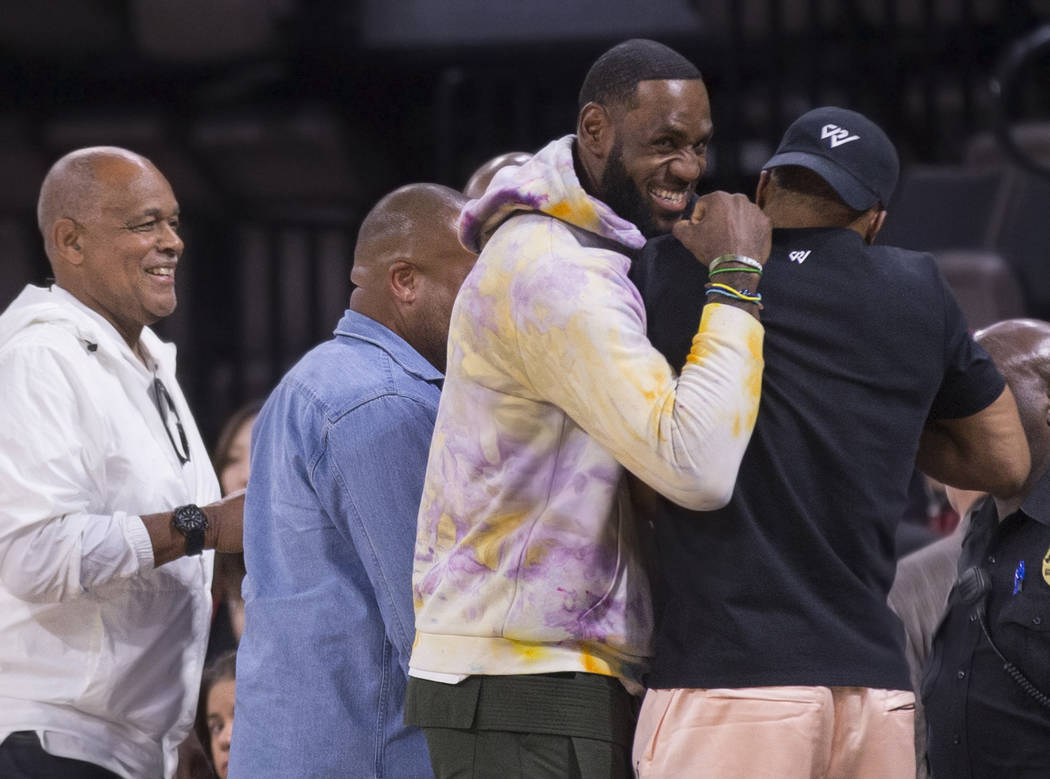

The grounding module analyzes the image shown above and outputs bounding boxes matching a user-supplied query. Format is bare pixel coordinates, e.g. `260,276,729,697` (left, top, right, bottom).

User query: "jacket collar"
333,309,443,384
48,285,173,376
1019,466,1050,528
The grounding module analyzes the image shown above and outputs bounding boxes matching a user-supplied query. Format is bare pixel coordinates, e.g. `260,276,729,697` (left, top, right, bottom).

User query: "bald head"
38,147,158,259
977,318,1050,493
352,183,468,287
35,146,183,350
463,152,532,199
350,183,476,372
977,319,1050,380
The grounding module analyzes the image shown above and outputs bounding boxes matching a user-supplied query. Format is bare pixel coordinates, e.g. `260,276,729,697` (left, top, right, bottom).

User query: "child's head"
199,650,237,778
212,401,262,496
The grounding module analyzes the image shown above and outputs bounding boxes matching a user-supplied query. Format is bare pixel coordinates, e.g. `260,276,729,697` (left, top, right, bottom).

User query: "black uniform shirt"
923,469,1050,779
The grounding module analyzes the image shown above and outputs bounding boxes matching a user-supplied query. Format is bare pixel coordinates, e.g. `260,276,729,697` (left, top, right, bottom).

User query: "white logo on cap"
821,124,860,148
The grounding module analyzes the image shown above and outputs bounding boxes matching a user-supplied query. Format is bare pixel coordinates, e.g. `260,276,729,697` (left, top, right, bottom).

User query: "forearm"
917,386,1030,495
144,490,245,568
640,304,763,508
0,510,151,602
917,429,1025,494
510,242,764,511
539,303,764,510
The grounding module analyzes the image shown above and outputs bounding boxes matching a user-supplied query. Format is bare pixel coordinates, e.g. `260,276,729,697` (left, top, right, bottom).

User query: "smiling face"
72,156,183,346
598,79,712,237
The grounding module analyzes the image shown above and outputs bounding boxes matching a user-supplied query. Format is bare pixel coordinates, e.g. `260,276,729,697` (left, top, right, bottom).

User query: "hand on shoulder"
672,191,771,268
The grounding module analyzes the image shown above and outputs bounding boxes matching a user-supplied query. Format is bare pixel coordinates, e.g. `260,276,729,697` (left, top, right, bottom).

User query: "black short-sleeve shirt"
633,227,1005,691
923,473,1050,779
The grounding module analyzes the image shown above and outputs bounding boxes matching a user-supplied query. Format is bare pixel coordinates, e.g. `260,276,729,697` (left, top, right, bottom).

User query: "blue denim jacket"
230,310,438,779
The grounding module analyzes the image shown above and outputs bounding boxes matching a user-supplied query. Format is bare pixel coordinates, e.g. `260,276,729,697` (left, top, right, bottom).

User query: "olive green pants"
405,672,636,779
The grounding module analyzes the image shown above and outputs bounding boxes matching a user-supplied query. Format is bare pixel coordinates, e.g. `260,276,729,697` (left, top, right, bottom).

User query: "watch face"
173,504,208,556
175,505,208,532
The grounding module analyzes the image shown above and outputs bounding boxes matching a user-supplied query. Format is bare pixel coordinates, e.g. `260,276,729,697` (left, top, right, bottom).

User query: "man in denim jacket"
230,184,476,779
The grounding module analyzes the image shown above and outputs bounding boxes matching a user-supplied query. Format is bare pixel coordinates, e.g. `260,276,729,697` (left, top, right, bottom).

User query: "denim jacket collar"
333,309,443,384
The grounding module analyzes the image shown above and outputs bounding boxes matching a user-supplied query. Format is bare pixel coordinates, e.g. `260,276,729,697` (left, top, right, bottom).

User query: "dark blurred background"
2,0,1049,447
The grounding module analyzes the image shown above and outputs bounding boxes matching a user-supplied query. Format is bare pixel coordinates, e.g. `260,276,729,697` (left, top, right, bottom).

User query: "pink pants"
633,686,916,779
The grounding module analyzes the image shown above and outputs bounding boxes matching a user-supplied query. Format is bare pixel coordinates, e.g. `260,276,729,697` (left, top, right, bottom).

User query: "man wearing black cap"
630,107,1030,777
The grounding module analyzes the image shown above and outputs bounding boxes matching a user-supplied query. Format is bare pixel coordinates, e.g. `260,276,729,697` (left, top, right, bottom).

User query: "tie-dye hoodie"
410,135,764,686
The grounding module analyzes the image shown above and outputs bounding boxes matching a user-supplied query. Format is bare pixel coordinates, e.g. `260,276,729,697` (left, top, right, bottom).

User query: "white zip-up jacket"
0,285,219,779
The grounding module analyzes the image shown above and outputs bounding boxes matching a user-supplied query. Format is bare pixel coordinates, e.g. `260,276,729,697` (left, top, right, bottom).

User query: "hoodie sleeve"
511,244,764,510
0,336,152,603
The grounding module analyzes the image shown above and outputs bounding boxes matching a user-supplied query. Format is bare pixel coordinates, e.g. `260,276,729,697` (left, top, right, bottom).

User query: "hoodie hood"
0,285,91,348
0,284,172,368
458,135,646,254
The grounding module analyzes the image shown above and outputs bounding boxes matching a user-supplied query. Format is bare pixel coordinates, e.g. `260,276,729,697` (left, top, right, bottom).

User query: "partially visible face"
978,322,1050,491
219,414,256,495
413,234,478,373
206,678,236,779
599,79,712,237
75,157,183,343
1009,366,1050,476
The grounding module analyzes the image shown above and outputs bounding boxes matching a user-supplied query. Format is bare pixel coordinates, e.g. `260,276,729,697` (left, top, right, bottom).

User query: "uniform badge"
1042,546,1050,586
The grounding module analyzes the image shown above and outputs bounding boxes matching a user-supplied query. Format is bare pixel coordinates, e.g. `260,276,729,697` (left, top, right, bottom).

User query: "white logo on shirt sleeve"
821,124,860,148
789,250,811,264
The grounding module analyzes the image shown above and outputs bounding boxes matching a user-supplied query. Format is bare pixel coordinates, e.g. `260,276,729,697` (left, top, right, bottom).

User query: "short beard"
599,141,660,237
413,294,453,374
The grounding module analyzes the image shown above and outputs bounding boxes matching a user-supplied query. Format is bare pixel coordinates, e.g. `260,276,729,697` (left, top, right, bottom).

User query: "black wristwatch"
172,504,209,557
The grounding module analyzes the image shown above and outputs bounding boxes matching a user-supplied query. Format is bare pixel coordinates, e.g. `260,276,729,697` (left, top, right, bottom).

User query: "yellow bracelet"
705,282,762,303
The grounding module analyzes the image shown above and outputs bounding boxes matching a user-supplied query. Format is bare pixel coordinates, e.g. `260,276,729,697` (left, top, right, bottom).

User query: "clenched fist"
672,191,772,268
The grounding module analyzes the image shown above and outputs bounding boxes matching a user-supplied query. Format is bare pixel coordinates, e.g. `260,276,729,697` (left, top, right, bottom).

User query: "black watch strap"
172,504,209,557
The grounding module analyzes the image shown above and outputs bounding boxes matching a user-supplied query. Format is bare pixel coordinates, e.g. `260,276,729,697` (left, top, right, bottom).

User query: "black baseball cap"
763,106,899,211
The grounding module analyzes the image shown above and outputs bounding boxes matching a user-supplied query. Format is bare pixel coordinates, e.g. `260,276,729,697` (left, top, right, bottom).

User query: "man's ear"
577,102,615,160
864,209,887,245
755,170,772,209
52,218,84,266
389,261,417,304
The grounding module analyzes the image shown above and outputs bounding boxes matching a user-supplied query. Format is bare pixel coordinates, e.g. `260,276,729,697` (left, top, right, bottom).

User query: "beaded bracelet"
709,254,763,273
704,282,763,305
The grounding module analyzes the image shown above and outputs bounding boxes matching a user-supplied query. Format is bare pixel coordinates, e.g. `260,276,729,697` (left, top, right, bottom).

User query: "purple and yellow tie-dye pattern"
411,135,764,685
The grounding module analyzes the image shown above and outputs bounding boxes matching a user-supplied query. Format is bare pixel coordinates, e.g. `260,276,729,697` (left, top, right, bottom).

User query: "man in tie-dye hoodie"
406,39,770,778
